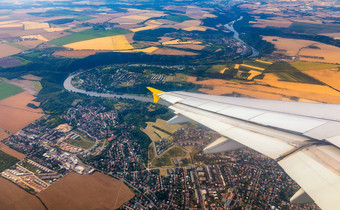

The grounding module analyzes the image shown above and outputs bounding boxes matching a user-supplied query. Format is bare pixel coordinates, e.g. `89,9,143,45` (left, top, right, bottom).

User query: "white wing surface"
147,87,340,210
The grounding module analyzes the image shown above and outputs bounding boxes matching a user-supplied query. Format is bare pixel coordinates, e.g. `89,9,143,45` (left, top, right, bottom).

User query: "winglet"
147,87,164,103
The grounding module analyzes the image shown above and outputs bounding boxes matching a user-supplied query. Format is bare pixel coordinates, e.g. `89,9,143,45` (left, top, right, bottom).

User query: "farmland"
37,172,134,209
53,50,107,58
0,92,44,133
0,57,24,68
163,15,193,23
0,177,45,210
0,81,23,100
64,35,134,51
142,119,184,142
0,143,25,160
290,61,339,71
0,150,19,172
48,28,131,46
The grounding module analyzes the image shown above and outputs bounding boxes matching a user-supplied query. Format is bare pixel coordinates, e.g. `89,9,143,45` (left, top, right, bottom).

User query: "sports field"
48,28,131,46
0,81,23,100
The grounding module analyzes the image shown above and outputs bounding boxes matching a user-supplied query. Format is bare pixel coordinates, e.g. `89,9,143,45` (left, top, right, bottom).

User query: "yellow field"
240,64,265,71
304,69,340,90
183,26,207,31
64,35,133,51
256,59,273,65
262,36,316,56
299,43,340,64
162,39,202,45
203,13,217,18
117,46,158,54
44,27,68,32
21,34,48,41
22,21,49,30
131,24,159,32
220,68,229,74
234,64,240,69
247,70,262,80
142,119,184,142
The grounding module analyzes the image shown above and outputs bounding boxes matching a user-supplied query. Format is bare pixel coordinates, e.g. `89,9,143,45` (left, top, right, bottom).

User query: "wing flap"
278,145,340,210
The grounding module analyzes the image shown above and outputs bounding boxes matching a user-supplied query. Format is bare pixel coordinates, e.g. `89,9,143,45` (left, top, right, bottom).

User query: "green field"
207,64,228,73
163,15,193,23
290,61,340,71
243,60,271,69
7,42,29,51
264,61,322,84
0,81,23,100
152,146,186,167
74,16,95,21
0,150,19,172
289,22,340,34
48,28,132,46
65,132,94,149
21,160,40,175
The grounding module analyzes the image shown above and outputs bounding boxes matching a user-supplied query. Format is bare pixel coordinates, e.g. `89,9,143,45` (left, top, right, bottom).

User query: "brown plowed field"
0,143,25,160
152,48,197,55
0,177,45,210
37,172,134,210
0,92,44,133
53,50,109,58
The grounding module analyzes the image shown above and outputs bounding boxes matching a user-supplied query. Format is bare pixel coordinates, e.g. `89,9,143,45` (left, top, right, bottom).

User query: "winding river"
224,16,259,58
63,72,170,106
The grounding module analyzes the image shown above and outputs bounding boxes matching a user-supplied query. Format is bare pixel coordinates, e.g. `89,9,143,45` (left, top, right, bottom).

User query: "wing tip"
147,87,164,103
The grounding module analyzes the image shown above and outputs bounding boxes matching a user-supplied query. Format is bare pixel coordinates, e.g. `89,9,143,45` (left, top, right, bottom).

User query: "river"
224,16,259,58
63,73,170,106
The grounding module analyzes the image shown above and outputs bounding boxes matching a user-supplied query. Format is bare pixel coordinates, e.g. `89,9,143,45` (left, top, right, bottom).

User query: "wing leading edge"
148,87,340,210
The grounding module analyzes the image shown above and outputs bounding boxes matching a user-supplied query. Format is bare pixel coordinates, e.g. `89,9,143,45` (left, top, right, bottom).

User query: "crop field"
6,79,42,96
162,15,193,23
21,34,48,41
169,44,205,50
262,36,317,56
37,172,134,209
298,43,340,64
73,16,95,21
207,64,229,73
53,50,107,58
16,40,44,49
290,61,339,71
131,24,159,32
0,150,19,172
0,81,23,100
0,92,44,133
247,70,262,80
188,76,340,103
0,131,9,141
64,35,134,51
0,57,24,68
0,43,22,58
0,177,45,210
289,22,340,34
22,21,49,30
152,48,198,55
303,69,340,90
48,28,131,46
252,18,292,28
0,143,25,160
152,146,187,167
240,64,265,71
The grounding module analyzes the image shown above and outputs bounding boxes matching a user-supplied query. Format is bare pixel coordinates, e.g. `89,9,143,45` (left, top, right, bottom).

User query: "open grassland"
65,132,94,149
152,146,187,167
0,81,23,100
207,64,228,73
0,43,22,58
21,34,48,41
48,28,131,46
64,35,133,51
0,143,25,160
142,119,184,142
0,92,44,133
290,61,339,71
37,172,134,209
169,44,205,50
0,177,45,210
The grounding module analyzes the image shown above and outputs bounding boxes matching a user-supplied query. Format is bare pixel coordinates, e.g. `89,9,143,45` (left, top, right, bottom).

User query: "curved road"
64,73,170,106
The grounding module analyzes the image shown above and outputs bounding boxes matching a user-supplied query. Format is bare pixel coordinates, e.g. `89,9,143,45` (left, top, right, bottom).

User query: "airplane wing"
147,87,340,210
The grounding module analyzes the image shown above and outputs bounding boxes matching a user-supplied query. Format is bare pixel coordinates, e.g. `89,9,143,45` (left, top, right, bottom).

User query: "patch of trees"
133,28,178,42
